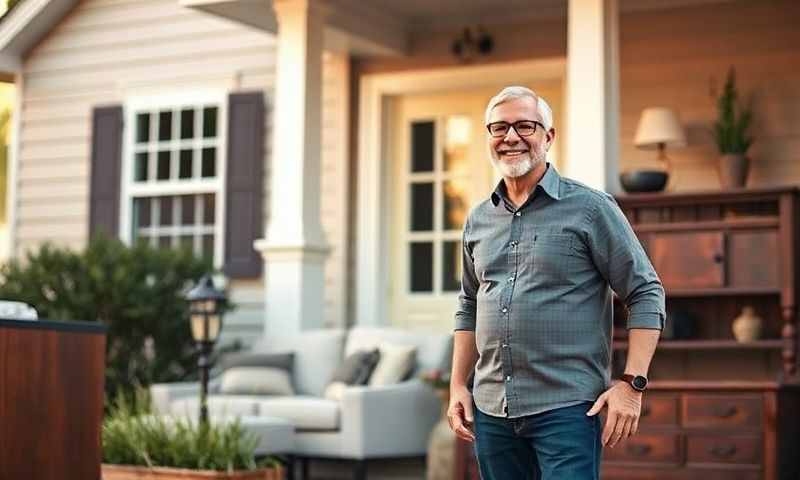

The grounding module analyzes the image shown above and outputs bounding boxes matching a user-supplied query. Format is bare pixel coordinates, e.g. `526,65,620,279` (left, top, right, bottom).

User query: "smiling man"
447,86,665,479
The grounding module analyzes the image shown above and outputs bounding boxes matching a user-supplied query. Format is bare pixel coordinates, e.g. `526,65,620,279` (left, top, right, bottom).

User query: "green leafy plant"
712,67,754,154
103,389,275,472
0,233,235,403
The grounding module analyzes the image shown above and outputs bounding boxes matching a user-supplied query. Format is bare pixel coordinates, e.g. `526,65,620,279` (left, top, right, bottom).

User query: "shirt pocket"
531,233,579,285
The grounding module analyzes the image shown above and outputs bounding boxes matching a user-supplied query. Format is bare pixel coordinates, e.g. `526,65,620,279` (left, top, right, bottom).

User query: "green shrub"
0,233,234,402
103,390,273,472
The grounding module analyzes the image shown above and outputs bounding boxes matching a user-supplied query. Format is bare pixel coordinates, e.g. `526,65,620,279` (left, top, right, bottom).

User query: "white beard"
490,145,546,178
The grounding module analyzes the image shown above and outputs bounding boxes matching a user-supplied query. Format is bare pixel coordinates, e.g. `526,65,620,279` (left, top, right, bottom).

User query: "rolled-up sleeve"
454,216,478,331
586,193,666,330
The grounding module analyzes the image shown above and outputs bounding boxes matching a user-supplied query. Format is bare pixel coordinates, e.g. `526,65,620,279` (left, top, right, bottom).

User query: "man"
447,86,665,480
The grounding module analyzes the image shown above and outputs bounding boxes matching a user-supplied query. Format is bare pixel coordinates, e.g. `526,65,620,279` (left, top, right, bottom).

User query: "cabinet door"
650,232,725,290
728,231,779,289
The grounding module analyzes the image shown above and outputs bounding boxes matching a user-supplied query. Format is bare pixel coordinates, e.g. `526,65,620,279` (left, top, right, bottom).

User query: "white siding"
13,0,351,342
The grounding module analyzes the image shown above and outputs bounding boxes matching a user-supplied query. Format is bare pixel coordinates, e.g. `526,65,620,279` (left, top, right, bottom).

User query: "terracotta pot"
718,154,750,189
102,464,284,480
426,389,457,480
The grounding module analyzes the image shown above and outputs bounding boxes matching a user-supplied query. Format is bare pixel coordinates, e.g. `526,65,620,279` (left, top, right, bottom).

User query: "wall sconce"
451,27,493,63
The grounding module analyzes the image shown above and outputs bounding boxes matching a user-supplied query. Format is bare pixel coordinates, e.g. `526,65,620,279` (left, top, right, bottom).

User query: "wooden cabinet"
454,187,800,480
604,187,800,480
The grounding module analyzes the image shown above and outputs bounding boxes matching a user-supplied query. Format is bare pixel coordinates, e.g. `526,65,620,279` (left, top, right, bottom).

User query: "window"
406,116,471,294
121,94,226,266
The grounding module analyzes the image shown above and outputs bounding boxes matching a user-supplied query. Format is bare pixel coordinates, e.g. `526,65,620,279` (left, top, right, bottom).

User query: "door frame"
355,57,566,328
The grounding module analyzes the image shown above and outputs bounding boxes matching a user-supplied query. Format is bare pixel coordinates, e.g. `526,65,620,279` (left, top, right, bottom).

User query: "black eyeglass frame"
486,120,547,138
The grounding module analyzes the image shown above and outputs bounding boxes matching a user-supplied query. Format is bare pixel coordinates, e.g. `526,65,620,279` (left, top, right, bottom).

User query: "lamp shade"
634,107,686,149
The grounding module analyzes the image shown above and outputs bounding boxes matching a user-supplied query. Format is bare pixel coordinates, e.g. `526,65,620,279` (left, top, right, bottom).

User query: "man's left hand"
585,382,642,448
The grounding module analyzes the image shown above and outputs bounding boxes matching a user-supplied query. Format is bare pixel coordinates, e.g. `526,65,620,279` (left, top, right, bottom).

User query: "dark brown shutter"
223,92,265,278
88,105,123,239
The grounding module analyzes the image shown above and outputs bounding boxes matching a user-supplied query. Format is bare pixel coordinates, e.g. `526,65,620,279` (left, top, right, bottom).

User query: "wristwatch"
620,373,648,392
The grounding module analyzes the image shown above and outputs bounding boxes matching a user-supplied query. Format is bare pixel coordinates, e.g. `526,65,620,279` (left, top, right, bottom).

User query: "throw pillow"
216,351,294,373
218,366,295,396
329,349,381,385
323,381,348,402
369,342,417,386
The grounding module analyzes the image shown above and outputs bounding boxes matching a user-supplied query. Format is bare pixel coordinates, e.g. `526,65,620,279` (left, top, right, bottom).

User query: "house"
0,0,798,347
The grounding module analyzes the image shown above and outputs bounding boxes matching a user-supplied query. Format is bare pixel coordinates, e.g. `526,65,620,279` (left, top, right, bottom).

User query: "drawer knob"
710,444,737,458
711,404,738,418
627,444,652,457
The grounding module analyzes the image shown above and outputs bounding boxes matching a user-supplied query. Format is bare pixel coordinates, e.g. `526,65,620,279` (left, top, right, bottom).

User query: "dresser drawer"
686,434,762,465
682,394,762,429
640,393,678,426
603,433,682,464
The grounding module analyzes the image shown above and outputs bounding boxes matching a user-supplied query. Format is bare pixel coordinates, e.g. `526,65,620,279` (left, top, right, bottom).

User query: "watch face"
632,376,648,390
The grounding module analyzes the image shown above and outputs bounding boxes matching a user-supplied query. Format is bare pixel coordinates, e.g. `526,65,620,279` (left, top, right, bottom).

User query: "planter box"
102,464,284,480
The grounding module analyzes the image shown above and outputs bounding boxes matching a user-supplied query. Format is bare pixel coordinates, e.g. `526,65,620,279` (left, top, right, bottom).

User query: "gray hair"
485,86,553,130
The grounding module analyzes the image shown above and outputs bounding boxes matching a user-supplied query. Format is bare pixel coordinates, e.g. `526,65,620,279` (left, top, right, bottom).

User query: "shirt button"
506,375,512,382
510,241,517,248
501,307,508,313
508,276,515,283
515,211,521,217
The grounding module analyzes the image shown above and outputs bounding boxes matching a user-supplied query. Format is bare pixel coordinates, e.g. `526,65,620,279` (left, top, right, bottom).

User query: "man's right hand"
447,386,476,442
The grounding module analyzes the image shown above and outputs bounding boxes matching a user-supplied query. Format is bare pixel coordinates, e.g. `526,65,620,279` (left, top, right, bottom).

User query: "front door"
388,88,498,332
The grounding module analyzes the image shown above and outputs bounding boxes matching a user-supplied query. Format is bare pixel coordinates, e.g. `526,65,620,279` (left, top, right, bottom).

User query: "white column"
254,0,328,335
564,0,620,193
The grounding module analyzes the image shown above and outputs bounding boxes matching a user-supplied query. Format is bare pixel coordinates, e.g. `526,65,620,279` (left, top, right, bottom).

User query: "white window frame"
404,115,466,297
120,91,228,270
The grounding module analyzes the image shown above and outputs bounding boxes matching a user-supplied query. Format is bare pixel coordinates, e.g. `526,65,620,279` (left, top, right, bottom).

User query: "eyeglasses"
486,120,546,138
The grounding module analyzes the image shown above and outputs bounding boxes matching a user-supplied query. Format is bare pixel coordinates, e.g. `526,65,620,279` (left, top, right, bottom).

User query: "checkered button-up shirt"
454,162,665,418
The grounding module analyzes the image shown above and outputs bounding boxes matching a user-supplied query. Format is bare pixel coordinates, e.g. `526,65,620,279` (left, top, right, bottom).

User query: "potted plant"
102,393,283,480
712,66,754,189
420,369,456,480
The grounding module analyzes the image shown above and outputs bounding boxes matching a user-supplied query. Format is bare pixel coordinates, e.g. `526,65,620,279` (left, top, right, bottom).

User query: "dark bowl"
619,170,669,193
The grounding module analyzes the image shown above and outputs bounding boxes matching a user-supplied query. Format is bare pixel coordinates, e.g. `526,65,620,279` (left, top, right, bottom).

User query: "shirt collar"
490,162,562,208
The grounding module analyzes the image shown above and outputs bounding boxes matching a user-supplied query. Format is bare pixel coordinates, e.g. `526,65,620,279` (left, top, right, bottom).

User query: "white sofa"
150,326,451,479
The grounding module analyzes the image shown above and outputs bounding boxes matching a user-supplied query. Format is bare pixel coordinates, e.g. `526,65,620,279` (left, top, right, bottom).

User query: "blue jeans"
473,401,601,480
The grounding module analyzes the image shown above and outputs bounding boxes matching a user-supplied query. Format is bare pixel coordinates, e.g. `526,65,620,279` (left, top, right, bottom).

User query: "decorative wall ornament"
451,27,493,63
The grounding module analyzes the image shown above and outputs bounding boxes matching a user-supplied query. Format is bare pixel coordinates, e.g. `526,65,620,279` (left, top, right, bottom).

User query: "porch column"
564,0,621,193
254,0,328,335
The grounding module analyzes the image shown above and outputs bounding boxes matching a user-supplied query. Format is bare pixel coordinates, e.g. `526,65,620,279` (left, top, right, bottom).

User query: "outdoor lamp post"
187,274,226,425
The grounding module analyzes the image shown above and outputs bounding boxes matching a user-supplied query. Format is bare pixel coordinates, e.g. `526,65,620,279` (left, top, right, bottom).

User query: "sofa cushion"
345,327,452,374
368,342,416,386
252,329,346,397
217,351,294,372
169,395,262,418
329,349,381,385
219,367,295,396
257,396,340,430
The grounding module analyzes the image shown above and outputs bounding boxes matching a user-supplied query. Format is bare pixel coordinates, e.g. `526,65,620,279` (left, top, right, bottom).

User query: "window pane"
133,197,151,228
443,179,469,230
179,235,194,253
202,234,215,262
410,183,433,232
179,149,193,179
159,110,172,141
158,236,172,249
134,152,148,181
157,151,171,180
136,113,150,143
410,242,433,292
203,107,218,138
444,115,471,173
180,109,194,139
202,194,215,225
202,147,216,178
159,196,173,226
411,121,434,173
443,241,462,292
181,195,195,225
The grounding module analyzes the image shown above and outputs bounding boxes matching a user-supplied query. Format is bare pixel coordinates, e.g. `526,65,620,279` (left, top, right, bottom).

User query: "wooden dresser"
455,187,800,480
